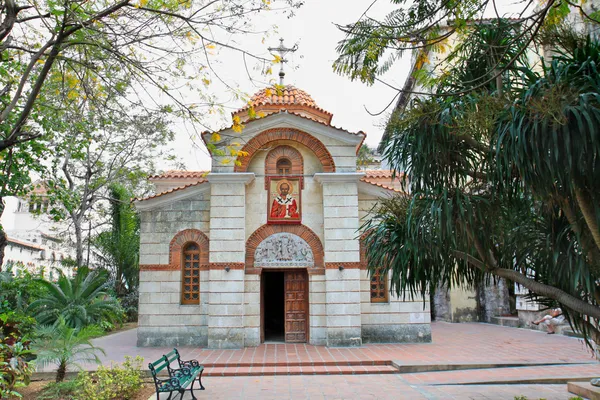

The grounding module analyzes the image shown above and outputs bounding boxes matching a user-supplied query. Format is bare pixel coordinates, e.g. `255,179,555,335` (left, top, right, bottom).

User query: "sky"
168,0,411,172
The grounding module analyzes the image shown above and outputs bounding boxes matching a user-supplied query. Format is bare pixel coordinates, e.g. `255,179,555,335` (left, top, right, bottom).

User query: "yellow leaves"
238,150,249,157
265,88,273,97
265,67,273,76
211,132,221,142
202,78,211,86
67,90,78,100
257,111,266,118
221,158,232,164
232,115,244,133
205,43,216,50
273,55,282,64
136,0,148,8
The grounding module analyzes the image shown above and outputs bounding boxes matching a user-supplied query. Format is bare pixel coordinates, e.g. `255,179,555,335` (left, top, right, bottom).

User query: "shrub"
119,289,139,323
37,379,80,400
76,356,145,400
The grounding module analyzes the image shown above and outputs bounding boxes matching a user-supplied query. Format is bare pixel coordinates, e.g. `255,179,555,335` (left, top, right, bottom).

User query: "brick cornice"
245,224,324,269
325,262,362,269
140,264,175,271
209,262,245,270
234,128,335,173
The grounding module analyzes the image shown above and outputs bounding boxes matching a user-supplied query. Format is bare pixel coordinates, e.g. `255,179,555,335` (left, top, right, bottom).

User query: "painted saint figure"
270,182,299,219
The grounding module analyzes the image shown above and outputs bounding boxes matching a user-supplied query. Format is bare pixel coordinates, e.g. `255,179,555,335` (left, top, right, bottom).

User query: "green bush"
76,356,145,400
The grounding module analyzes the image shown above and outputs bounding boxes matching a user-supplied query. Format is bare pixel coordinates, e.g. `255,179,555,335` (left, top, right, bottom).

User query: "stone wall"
137,193,210,346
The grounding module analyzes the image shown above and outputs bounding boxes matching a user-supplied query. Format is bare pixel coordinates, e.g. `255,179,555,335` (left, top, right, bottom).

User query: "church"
134,84,432,349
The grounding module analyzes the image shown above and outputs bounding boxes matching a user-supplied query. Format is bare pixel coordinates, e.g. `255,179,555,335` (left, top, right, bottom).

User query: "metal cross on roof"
268,38,298,86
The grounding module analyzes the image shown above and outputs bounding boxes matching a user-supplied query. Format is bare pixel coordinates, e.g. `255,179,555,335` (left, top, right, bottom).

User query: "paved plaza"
36,322,599,399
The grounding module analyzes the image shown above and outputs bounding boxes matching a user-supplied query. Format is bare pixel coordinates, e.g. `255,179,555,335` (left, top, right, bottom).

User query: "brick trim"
139,264,175,271
234,128,335,173
169,229,210,268
265,145,304,176
245,267,263,275
245,224,324,269
209,262,245,270
325,262,362,269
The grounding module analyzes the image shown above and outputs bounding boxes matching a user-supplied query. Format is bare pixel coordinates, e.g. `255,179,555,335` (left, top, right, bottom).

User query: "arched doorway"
255,232,314,343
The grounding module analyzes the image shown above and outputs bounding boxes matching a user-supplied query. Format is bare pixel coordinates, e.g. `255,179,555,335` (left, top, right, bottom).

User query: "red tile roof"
360,178,405,193
233,85,333,122
135,181,207,202
149,170,209,180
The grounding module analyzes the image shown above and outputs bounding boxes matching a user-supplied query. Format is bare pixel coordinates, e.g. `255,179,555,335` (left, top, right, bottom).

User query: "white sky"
169,0,411,172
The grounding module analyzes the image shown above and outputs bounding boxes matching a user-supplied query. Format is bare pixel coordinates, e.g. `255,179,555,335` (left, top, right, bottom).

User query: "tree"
360,21,600,344
0,0,302,265
94,184,139,297
28,266,122,329
356,144,376,168
33,319,105,382
333,0,599,100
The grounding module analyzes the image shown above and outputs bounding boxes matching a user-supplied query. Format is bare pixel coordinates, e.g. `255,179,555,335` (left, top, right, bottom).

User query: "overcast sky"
169,0,410,172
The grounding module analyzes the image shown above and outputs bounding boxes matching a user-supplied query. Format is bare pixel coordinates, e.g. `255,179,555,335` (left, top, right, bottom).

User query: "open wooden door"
284,270,308,343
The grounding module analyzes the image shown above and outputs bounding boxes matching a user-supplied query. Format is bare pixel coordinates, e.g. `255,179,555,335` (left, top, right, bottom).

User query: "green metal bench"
148,348,205,399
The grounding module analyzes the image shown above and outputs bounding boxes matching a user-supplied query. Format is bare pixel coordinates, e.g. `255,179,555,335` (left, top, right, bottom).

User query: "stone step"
204,364,398,376
490,316,520,328
204,360,391,368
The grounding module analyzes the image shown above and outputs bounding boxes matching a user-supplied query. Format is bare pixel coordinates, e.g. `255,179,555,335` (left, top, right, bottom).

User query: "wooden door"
284,270,308,343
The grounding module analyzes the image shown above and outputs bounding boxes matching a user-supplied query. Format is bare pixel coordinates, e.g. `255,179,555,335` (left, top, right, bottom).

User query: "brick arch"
169,229,209,269
234,128,335,173
246,224,324,269
265,145,304,176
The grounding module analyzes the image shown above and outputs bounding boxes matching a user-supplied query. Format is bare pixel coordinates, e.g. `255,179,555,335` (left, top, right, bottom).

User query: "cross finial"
268,38,298,86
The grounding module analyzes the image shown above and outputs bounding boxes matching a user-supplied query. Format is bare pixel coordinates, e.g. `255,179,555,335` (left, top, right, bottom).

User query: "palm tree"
28,266,122,329
33,319,105,382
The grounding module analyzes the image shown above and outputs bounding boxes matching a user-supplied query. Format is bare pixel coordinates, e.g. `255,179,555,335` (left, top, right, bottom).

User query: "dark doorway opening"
263,271,285,342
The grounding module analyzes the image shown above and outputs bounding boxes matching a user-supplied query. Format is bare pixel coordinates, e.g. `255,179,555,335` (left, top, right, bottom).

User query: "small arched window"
181,243,200,305
370,268,388,303
276,158,292,175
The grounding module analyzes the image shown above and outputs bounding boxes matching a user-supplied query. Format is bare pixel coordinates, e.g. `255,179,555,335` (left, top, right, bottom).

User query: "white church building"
135,85,431,348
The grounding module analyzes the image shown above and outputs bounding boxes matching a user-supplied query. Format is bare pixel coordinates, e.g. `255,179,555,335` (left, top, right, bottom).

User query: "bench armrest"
154,376,182,392
179,359,201,369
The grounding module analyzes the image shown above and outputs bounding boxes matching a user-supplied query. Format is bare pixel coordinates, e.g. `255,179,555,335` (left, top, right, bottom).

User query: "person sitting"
532,308,565,334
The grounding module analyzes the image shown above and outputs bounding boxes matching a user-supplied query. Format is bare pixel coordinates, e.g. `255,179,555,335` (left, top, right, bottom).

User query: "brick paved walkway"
80,322,599,399
90,322,595,369
146,376,576,399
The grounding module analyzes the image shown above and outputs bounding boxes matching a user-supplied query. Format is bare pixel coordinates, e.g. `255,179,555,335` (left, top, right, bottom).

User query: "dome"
233,85,333,125
249,85,317,108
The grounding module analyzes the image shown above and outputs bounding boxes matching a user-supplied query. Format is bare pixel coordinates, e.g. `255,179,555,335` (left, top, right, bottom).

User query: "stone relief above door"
254,233,314,267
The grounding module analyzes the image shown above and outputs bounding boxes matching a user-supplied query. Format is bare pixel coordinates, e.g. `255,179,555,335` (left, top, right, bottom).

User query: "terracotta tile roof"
149,170,209,180
7,237,44,251
202,110,366,151
135,181,207,202
362,170,395,178
360,178,405,193
234,85,333,118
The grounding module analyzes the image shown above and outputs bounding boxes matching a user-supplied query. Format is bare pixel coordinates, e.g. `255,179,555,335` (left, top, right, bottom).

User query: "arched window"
181,243,200,305
276,158,291,175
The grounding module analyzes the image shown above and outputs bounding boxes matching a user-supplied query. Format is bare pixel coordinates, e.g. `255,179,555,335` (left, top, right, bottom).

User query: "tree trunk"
0,196,6,268
56,361,66,382
575,187,600,254
73,215,84,268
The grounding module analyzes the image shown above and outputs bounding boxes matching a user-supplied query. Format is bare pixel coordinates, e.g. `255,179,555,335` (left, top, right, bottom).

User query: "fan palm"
28,266,122,329
32,319,105,382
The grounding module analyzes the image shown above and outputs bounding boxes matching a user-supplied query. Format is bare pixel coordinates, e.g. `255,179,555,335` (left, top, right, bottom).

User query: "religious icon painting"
267,177,302,225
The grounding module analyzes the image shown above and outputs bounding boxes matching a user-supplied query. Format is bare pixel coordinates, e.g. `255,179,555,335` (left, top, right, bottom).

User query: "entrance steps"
204,361,397,376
